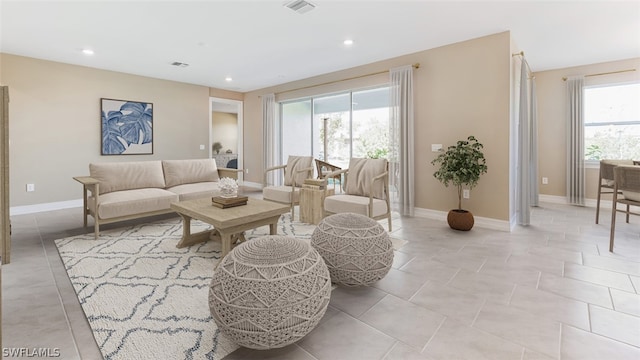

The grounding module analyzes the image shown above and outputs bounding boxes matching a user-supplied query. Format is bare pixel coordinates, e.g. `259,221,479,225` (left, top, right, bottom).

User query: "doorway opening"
209,97,243,183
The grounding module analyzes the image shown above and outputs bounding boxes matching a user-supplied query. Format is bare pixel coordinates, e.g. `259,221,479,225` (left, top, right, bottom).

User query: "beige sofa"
74,159,240,238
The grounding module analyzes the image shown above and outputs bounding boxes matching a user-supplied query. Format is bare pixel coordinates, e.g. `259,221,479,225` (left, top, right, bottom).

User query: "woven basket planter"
311,213,393,287
447,209,474,231
209,235,331,350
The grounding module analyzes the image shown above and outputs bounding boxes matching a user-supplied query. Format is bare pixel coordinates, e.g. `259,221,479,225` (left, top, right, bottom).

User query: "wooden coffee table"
170,197,290,259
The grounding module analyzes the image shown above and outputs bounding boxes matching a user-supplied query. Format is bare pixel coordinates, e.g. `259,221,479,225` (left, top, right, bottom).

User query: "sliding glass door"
280,86,390,170
313,93,351,168
352,87,390,159
281,100,312,158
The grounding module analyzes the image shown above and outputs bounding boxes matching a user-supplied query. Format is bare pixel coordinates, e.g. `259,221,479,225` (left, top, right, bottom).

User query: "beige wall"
212,112,238,154
534,57,640,200
1,53,221,207
11,31,629,221
244,32,512,221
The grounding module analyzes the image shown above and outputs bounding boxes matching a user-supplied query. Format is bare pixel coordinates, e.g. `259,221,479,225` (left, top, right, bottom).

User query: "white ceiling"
2,0,639,92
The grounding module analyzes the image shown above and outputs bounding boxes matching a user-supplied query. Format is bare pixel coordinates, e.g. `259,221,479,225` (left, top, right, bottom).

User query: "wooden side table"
300,186,335,225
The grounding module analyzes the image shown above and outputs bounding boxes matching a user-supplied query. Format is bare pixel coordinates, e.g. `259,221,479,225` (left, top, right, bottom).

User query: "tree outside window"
584,83,640,161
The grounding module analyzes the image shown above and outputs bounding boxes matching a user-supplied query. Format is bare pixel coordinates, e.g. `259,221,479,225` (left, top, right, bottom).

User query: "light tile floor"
3,200,640,360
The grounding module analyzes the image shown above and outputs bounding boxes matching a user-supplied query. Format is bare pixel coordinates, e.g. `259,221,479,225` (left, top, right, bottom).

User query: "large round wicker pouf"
311,213,394,287
208,235,331,350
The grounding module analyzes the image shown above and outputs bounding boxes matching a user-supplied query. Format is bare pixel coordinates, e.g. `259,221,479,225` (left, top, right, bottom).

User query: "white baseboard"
413,207,511,232
538,194,611,209
538,194,567,205
10,199,83,216
242,181,263,189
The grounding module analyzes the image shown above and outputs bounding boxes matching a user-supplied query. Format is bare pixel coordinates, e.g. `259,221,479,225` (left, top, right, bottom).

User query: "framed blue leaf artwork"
100,98,153,155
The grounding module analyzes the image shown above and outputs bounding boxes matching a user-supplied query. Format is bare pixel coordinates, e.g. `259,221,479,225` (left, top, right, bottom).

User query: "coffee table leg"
221,232,233,258
212,232,234,270
270,221,278,235
176,213,211,248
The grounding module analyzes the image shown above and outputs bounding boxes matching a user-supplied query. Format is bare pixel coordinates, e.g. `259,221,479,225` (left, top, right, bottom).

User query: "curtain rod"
562,69,637,81
274,63,420,96
512,51,534,79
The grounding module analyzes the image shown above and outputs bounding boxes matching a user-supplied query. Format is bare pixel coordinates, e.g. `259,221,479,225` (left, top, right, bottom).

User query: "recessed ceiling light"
82,49,94,55
225,77,233,82
343,39,354,46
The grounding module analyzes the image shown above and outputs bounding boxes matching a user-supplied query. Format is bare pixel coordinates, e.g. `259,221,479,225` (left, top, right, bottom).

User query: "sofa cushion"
167,181,222,201
283,156,313,187
90,161,166,195
89,188,178,220
344,158,387,199
162,159,219,188
324,194,388,217
263,185,301,204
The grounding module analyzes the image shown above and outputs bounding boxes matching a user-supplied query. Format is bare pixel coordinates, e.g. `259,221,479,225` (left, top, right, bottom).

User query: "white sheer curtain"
530,78,539,207
262,93,281,186
517,60,531,225
567,76,585,205
389,65,415,216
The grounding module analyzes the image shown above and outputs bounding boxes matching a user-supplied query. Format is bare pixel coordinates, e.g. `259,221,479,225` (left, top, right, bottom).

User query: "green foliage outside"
355,116,389,159
319,112,390,163
585,126,640,160
366,148,389,159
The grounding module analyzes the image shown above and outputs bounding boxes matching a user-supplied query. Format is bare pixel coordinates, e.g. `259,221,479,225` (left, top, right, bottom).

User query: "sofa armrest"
217,167,242,180
73,176,100,186
73,176,100,228
73,176,100,196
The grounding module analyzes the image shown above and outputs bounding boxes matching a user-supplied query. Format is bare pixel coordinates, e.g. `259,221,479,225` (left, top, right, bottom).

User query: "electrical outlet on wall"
26,183,35,192
463,189,470,199
542,177,549,185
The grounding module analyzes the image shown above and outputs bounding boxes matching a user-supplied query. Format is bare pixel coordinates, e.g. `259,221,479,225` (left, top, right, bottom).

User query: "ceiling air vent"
284,0,316,14
171,61,189,68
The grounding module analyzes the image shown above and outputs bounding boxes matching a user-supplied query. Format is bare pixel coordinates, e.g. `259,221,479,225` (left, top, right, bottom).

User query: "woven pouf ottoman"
209,235,331,350
311,213,394,287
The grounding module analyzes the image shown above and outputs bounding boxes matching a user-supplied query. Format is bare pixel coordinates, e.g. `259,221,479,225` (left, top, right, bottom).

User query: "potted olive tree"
431,136,488,231
212,142,223,154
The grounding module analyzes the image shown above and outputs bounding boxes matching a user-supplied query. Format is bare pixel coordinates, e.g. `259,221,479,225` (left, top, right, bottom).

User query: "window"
584,83,640,161
280,87,390,169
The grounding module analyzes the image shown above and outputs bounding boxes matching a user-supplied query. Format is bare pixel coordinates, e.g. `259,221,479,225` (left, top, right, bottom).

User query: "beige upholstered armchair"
323,158,392,231
263,155,314,218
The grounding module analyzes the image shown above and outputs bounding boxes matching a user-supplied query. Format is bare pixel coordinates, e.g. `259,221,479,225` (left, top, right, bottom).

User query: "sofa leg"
94,220,99,239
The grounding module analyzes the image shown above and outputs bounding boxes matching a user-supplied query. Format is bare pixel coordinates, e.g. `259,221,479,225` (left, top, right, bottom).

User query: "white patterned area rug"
55,214,407,360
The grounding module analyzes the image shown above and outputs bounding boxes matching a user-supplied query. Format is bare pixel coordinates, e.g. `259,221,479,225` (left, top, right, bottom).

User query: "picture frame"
100,98,153,155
